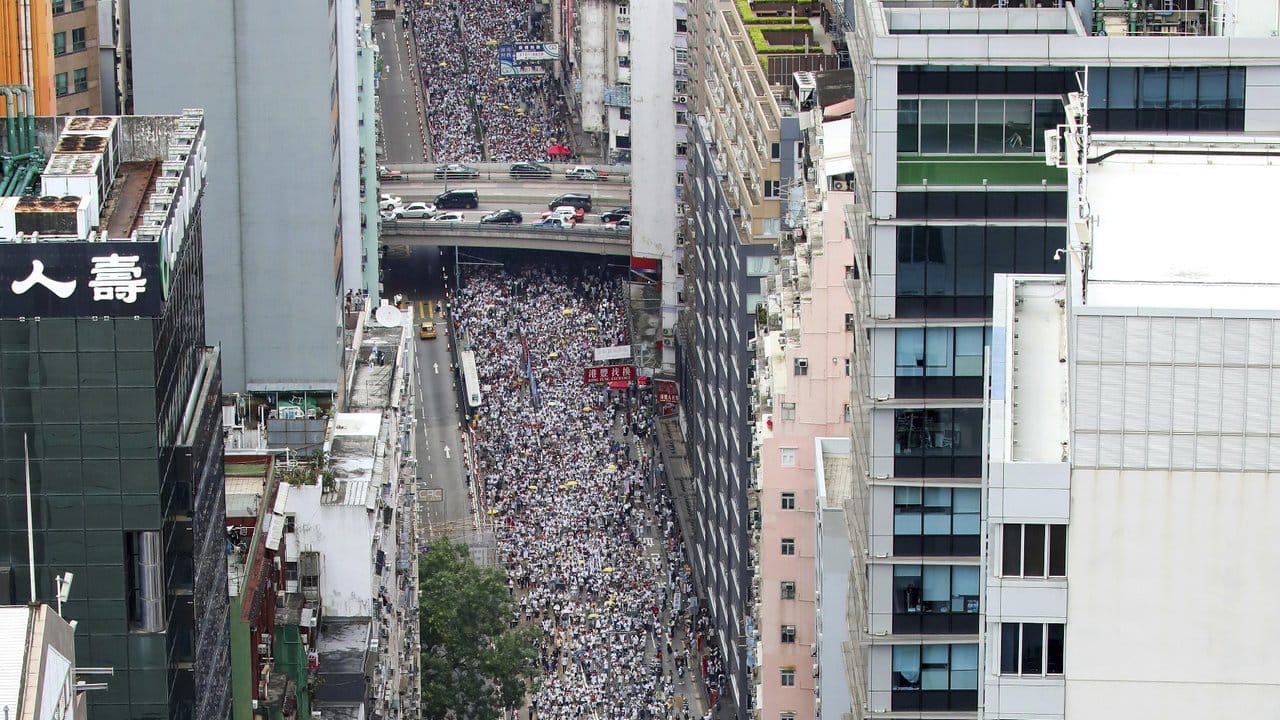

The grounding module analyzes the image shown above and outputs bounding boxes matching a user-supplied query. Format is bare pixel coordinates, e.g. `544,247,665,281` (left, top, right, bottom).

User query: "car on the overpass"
380,194,403,212
509,161,552,179
601,207,630,224
430,212,467,223
604,217,631,232
378,165,404,181
396,202,435,219
542,205,586,222
481,209,524,224
565,165,609,181
433,163,480,179
532,217,574,230
549,193,592,212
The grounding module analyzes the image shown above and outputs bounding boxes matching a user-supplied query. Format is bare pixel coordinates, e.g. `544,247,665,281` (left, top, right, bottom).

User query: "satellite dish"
375,304,403,328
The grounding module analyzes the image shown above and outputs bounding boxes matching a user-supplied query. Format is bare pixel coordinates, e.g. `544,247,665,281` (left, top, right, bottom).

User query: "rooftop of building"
1078,134,1280,311
815,437,852,507
313,618,371,712
856,0,1280,59
0,112,205,244
225,453,290,599
346,309,408,411
326,412,383,507
991,274,1069,464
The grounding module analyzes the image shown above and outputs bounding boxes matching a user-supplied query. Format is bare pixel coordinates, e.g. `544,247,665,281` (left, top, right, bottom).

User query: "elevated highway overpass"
380,220,632,256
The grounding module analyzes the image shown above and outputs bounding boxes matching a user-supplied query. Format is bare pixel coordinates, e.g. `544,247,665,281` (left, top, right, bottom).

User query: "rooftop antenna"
24,433,35,603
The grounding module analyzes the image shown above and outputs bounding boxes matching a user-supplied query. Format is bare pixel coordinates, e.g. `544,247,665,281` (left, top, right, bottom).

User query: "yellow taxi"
419,321,437,340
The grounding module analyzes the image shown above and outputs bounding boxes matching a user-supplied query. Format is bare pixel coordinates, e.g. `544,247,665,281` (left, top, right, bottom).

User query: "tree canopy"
419,537,537,720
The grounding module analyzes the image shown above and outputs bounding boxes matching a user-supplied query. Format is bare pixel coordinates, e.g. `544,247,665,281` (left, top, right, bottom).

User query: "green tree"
419,537,537,720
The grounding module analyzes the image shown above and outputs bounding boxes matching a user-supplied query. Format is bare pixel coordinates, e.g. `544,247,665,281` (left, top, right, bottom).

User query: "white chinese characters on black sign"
0,242,162,318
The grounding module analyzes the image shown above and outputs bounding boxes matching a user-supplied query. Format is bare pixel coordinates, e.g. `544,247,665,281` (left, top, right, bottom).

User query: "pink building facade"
753,177,856,719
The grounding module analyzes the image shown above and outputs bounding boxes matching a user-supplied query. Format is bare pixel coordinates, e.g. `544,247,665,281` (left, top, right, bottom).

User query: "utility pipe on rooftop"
20,85,35,156
18,0,35,95
13,86,29,156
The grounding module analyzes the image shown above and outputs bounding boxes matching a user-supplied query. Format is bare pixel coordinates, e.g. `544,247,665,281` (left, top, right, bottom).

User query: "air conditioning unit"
662,327,675,338
832,180,848,191
257,643,269,655
674,95,689,104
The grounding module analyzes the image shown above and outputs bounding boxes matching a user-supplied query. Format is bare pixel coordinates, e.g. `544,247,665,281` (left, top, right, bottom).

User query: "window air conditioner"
674,95,689,104
832,180,847,191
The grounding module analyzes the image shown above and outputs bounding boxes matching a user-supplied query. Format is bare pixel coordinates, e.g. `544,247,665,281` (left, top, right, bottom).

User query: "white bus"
459,350,482,410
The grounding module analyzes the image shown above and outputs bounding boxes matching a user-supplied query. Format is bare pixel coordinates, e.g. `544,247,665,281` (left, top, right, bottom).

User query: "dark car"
433,163,480,179
601,207,630,224
435,189,479,209
548,193,592,212
481,208,524,224
509,161,552,179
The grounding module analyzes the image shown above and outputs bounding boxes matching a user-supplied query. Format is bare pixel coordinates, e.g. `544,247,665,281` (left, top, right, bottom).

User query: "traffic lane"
413,296,472,528
382,178,629,200
383,216,632,233
383,195,631,214
386,172,625,186
373,18,426,163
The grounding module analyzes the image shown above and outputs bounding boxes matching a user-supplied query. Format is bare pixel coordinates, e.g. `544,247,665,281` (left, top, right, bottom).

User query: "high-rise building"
1,0,57,113
0,111,230,720
0,603,87,719
984,127,1280,719
129,0,375,395
49,0,124,115
824,1,1280,719
679,0,836,715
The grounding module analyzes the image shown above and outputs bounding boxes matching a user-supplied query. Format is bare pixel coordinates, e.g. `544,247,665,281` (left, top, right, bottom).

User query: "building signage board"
656,380,679,405
583,364,636,384
593,345,633,362
0,241,163,318
513,42,560,62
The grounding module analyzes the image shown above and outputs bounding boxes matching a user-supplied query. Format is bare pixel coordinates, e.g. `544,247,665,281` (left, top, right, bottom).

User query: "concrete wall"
131,0,343,392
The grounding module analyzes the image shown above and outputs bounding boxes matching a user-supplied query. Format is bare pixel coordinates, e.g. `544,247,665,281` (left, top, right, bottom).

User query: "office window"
780,402,796,421
891,643,978,710
1087,66,1244,131
893,486,981,556
70,0,84,9
1000,623,1064,675
75,107,90,116
893,408,984,477
747,256,776,276
894,327,990,392
72,27,86,52
55,73,68,97
1001,523,1067,577
892,564,979,633
780,448,797,467
780,667,796,686
73,68,87,93
900,98,1056,155
781,625,797,643
53,32,67,56
895,225,1066,319
780,581,796,600
781,491,796,510
52,0,65,13
794,358,808,376
780,537,796,555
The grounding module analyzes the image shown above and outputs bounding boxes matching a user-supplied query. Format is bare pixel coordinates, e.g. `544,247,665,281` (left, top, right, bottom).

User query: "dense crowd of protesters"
406,0,571,161
455,269,722,719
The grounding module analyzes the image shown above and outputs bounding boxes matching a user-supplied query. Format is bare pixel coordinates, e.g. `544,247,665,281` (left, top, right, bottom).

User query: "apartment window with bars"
780,581,796,600
780,402,796,421
781,625,797,643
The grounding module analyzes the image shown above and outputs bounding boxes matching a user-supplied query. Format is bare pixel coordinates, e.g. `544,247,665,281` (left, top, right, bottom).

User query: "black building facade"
0,113,229,720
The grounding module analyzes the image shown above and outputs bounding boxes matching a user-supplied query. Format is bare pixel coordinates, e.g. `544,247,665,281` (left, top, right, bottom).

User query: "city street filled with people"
454,269,717,719
406,0,572,161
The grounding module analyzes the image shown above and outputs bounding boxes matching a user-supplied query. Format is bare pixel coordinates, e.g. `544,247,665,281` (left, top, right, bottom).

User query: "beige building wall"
51,0,102,115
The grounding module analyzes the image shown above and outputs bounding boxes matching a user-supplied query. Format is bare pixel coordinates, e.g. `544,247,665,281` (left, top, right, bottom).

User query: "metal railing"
380,220,633,254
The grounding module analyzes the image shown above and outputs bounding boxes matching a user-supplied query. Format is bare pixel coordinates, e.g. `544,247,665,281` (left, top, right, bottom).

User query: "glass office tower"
0,112,230,720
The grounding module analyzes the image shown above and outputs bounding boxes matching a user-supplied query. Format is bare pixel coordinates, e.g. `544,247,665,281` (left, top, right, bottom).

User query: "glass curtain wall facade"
0,203,230,720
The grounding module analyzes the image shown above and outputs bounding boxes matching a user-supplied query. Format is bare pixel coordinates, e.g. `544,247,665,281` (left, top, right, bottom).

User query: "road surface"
375,16,429,163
